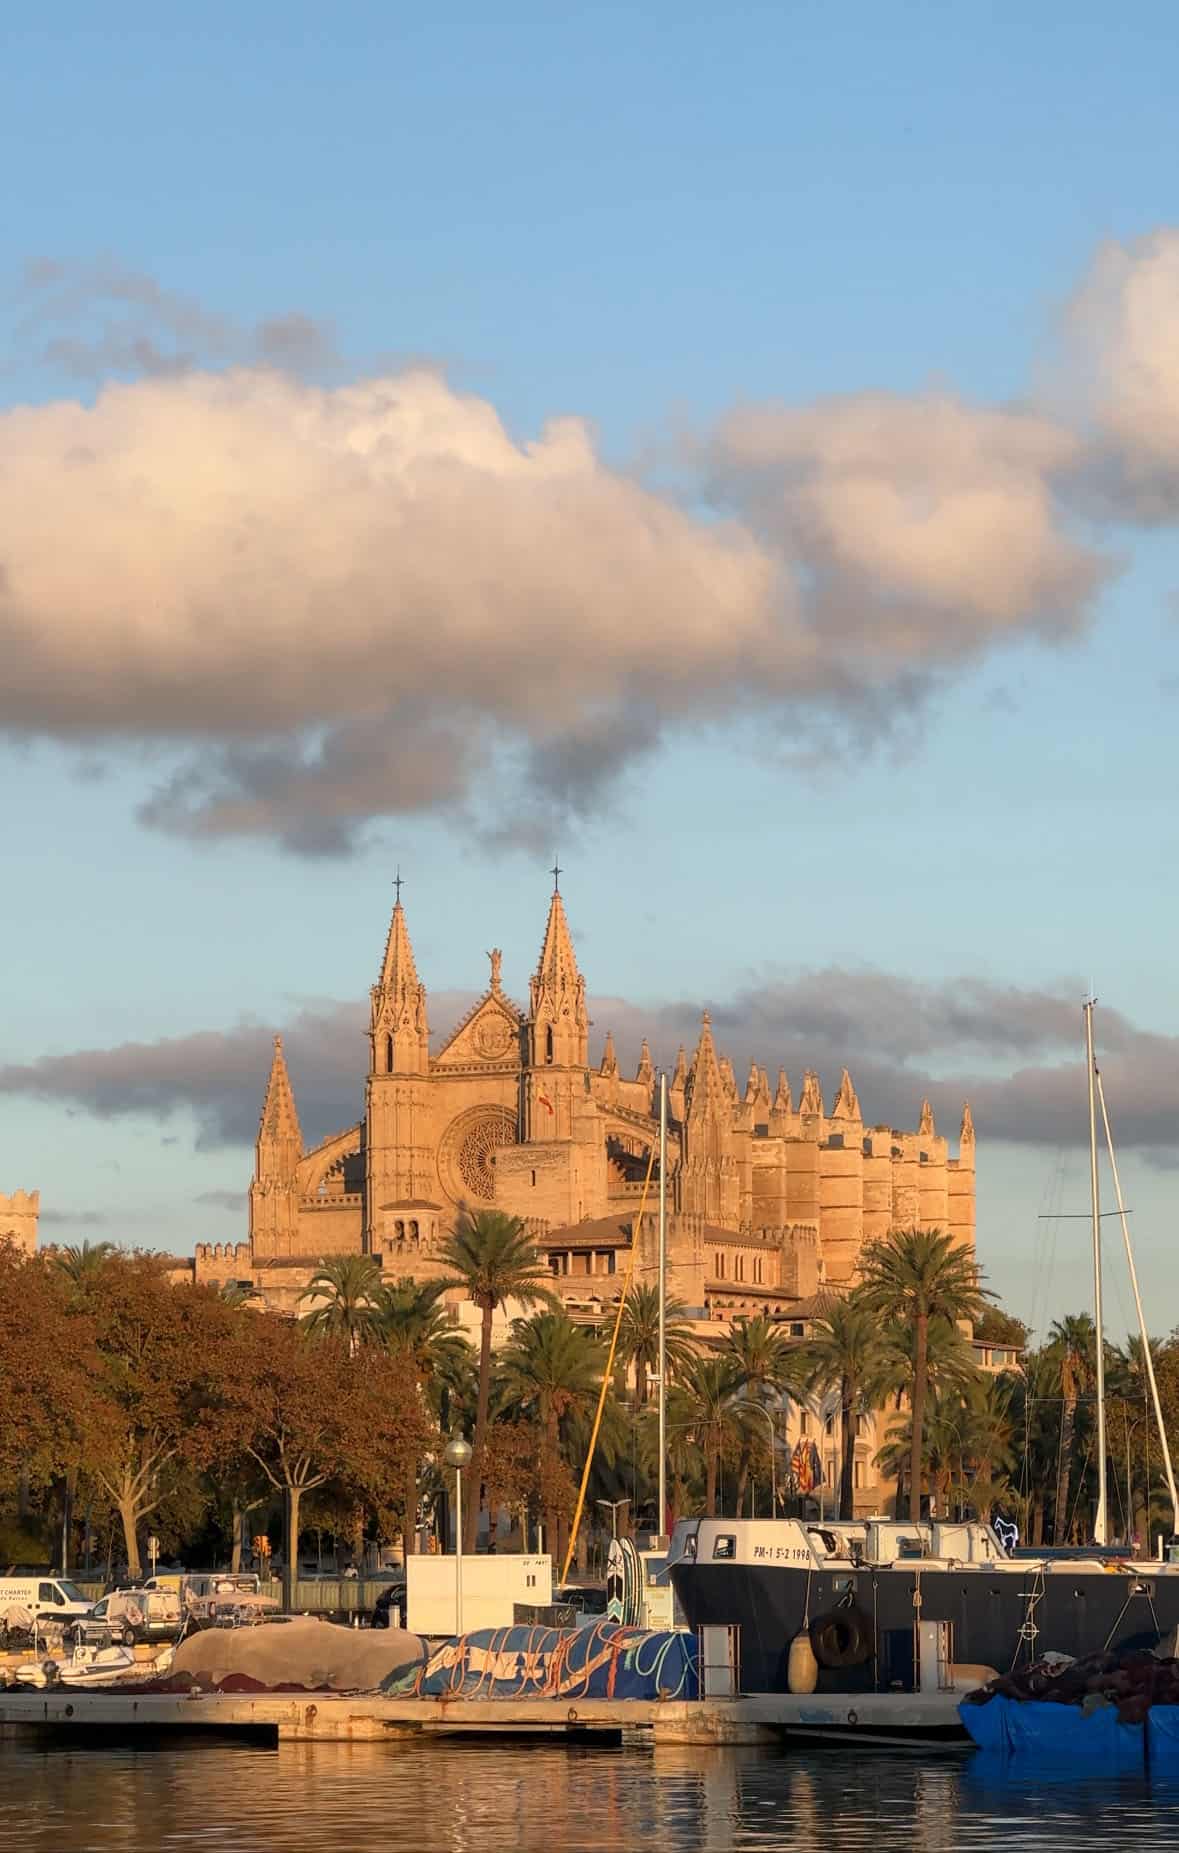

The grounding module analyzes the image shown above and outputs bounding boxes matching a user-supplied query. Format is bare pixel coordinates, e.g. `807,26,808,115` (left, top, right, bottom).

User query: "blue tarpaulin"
1147,1705,1179,1767
384,1622,698,1701
960,1696,1145,1770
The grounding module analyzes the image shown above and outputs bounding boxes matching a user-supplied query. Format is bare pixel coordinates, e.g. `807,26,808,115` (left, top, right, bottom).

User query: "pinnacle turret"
528,882,588,1068
831,1068,861,1121
600,1030,619,1078
799,1070,824,1116
919,1097,936,1137
685,1011,725,1120
773,1067,793,1114
257,1034,302,1173
636,1038,654,1087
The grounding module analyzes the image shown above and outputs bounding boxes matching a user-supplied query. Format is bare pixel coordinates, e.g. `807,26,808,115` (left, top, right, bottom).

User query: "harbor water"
0,1738,1177,1851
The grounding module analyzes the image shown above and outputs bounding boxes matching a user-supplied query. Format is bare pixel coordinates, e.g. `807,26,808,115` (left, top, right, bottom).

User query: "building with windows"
193,882,975,1323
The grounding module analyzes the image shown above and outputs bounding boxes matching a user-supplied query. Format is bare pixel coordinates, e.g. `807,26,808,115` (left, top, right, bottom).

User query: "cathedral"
193,883,976,1322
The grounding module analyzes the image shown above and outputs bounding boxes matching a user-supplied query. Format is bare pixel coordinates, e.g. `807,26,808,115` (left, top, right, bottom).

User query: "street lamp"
739,1402,780,1515
444,1435,472,1636
596,1497,630,1539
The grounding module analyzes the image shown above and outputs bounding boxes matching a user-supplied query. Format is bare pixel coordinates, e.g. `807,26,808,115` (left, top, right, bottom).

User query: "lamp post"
740,1402,780,1515
596,1497,630,1540
444,1435,472,1636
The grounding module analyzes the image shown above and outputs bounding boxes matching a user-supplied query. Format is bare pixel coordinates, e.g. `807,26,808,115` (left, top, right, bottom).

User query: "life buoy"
808,1605,873,1669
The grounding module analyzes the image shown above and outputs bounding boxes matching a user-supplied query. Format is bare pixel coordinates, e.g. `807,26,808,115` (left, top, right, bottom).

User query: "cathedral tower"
523,877,589,1141
249,1036,303,1258
365,888,435,1243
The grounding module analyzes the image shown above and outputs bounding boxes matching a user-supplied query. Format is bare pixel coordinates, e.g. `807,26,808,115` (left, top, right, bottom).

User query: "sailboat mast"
657,1070,668,1541
1094,1065,1179,1539
1085,998,1109,1546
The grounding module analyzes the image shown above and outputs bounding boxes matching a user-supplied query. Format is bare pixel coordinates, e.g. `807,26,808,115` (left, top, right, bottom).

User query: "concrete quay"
0,1686,966,1747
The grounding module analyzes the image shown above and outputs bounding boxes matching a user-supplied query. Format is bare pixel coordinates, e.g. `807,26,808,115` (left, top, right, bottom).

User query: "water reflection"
0,1737,1175,1853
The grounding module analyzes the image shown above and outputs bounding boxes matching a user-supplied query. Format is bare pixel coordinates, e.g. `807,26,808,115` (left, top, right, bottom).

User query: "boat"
666,1000,1179,1701
57,1644,138,1688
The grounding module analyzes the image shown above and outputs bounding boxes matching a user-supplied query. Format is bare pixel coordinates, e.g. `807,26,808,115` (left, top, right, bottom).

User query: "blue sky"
4,1,1179,1335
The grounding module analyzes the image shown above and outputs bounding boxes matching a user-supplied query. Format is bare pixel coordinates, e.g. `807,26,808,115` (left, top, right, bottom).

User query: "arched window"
385,1033,394,1072
394,1219,405,1240
408,1219,419,1241
545,1025,554,1064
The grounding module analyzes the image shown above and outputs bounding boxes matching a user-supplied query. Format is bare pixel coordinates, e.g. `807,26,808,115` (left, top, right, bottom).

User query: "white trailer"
406,1555,552,1636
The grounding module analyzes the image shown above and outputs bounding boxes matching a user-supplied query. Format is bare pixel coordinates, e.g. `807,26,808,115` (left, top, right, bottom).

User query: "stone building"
0,1191,39,1255
194,884,974,1320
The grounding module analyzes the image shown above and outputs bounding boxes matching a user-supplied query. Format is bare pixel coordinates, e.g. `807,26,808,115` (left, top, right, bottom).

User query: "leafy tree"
375,1277,472,1554
223,1313,428,1603
722,1315,803,1516
77,1257,241,1574
975,1306,1030,1349
0,1248,97,1496
857,1229,989,1521
299,1255,383,1348
439,1211,556,1549
801,1293,893,1520
614,1284,697,1405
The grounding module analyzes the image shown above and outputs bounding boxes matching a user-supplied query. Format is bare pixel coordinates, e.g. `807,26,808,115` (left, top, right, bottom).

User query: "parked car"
71,1587,182,1647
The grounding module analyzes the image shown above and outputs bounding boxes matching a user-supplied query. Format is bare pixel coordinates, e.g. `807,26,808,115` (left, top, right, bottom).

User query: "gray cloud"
1,971,1173,1156
195,1190,247,1212
14,258,337,382
37,1208,111,1228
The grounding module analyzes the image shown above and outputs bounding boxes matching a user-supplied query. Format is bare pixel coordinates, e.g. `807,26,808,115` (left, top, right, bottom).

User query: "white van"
0,1576,94,1624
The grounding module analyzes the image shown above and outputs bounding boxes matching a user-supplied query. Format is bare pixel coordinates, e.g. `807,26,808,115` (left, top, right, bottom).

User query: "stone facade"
0,1191,39,1255
194,886,975,1319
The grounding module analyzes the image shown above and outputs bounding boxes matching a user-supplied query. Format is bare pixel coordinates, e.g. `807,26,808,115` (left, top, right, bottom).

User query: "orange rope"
559,1147,657,1584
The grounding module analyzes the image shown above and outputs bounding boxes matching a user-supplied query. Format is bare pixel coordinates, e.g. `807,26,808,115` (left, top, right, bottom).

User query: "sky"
3,1,1179,1337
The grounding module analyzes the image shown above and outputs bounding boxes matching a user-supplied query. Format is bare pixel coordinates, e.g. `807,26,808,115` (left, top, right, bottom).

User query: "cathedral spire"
686,1011,724,1119
600,1030,619,1077
744,1060,760,1104
773,1066,793,1114
799,1069,824,1116
636,1038,654,1088
258,1034,302,1170
371,886,429,1074
672,1045,687,1090
528,881,588,1070
919,1097,936,1137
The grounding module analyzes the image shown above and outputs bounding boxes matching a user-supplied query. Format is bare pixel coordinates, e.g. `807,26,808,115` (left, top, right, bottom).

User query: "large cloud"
2,971,1173,1156
705,392,1101,660
1061,229,1179,519
0,352,1101,851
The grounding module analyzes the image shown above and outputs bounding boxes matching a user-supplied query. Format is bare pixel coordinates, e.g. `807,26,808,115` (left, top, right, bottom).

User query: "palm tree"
298,1254,383,1349
376,1276,472,1405
439,1210,557,1549
497,1311,605,1556
801,1293,893,1520
723,1315,803,1516
1046,1313,1096,1543
615,1283,698,1405
52,1240,117,1286
857,1228,989,1522
677,1356,745,1517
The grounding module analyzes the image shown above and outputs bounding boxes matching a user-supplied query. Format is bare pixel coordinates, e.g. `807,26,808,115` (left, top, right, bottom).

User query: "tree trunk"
735,1459,750,1519
231,1502,244,1573
705,1448,718,1518
1031,1492,1045,1547
118,1494,141,1578
284,1485,302,1612
403,1453,418,1556
466,1301,494,1552
1054,1392,1077,1546
840,1378,856,1521
909,1312,928,1524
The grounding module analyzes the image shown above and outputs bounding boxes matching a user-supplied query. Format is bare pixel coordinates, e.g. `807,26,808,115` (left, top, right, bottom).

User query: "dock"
0,1686,967,1746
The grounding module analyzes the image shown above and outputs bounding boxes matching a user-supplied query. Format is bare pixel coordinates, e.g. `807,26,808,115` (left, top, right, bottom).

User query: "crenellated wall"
0,1190,39,1255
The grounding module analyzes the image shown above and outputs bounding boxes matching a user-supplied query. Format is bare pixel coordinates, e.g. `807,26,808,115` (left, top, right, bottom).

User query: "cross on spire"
393,866,403,904
550,856,562,894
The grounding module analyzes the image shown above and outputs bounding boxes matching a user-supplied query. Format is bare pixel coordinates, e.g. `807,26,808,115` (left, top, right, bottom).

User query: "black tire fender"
808,1605,873,1669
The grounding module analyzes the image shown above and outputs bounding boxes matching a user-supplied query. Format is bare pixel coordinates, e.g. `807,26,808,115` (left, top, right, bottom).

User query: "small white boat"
57,1645,137,1688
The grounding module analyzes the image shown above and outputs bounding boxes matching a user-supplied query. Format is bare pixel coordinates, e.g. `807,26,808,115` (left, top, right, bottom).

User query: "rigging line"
559,1146,657,1586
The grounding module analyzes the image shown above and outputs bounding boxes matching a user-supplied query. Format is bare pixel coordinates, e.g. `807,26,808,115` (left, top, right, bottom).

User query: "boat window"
712,1536,737,1560
684,1534,697,1560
